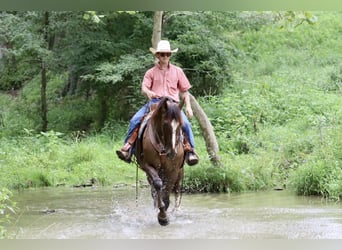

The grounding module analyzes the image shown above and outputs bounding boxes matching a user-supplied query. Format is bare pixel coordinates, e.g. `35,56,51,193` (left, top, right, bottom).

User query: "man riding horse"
116,40,199,166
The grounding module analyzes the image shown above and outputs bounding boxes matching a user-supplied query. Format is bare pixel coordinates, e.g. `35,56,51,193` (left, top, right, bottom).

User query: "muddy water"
6,186,342,239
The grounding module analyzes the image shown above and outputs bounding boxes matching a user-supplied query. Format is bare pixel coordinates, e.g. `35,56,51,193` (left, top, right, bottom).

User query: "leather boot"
116,127,139,163
183,135,199,166
187,150,199,166
116,142,132,163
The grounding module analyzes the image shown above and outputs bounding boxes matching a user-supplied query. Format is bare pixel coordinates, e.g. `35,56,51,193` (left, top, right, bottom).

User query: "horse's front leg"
143,163,162,190
143,163,169,226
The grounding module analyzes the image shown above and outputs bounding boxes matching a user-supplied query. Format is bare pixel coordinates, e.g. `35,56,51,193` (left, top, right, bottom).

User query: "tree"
0,12,41,91
151,11,163,49
40,11,50,132
190,94,220,165
79,11,155,124
156,11,221,165
0,11,55,132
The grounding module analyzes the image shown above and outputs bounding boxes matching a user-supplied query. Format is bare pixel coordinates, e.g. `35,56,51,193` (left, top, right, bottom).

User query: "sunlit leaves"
278,11,318,31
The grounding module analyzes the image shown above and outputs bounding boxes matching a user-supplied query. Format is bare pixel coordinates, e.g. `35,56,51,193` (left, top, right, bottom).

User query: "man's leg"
181,111,199,166
116,104,149,163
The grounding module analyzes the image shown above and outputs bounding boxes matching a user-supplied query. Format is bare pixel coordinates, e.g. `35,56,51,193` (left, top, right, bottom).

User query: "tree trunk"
41,61,48,132
151,11,163,49
41,11,49,132
98,92,108,129
190,94,220,166
150,11,220,166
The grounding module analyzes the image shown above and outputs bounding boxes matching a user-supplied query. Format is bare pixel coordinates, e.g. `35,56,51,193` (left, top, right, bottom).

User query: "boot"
183,135,199,166
116,142,133,163
116,127,139,163
186,149,199,166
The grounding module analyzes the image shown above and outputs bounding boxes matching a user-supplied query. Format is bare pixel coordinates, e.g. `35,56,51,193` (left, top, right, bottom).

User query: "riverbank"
0,130,340,201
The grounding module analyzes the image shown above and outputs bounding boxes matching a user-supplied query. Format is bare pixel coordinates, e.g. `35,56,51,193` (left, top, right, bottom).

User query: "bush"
289,159,342,200
183,152,278,193
0,188,16,239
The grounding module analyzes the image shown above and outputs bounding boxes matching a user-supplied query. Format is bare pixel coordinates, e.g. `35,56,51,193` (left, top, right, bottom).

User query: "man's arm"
142,85,159,100
180,91,193,119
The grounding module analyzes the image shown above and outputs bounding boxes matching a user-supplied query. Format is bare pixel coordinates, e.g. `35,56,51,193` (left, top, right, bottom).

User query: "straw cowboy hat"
149,40,178,54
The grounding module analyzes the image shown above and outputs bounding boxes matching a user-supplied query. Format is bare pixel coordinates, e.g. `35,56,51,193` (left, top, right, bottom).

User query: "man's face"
157,52,171,63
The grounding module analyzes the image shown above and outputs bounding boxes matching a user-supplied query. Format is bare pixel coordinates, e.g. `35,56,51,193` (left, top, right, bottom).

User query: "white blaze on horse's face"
171,119,179,152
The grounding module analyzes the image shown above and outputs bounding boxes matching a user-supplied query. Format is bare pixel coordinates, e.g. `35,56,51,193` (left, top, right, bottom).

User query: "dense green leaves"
0,188,16,238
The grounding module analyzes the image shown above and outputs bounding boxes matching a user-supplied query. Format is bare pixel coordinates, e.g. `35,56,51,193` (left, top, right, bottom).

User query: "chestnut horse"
135,97,185,226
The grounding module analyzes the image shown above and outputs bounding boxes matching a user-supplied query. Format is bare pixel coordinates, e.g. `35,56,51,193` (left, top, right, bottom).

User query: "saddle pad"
138,110,154,139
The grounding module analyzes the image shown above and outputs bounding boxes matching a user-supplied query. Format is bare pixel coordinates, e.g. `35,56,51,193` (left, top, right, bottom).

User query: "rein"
148,123,167,165
132,156,139,207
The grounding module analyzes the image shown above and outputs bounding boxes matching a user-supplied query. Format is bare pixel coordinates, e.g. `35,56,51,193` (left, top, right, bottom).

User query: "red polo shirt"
142,62,191,102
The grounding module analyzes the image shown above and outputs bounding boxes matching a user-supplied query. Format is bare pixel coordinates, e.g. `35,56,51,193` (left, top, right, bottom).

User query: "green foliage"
325,64,342,92
288,125,342,201
0,130,141,190
0,92,36,137
182,12,342,199
290,160,342,201
0,188,16,239
81,51,153,120
183,151,279,193
0,12,42,90
0,11,155,129
164,11,236,95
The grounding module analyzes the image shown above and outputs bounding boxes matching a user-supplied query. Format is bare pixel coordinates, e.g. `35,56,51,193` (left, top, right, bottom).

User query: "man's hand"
146,90,160,100
181,91,193,119
142,85,159,100
185,105,193,119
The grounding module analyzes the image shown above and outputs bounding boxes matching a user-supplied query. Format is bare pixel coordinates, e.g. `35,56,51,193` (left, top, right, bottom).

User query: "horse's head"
152,97,184,159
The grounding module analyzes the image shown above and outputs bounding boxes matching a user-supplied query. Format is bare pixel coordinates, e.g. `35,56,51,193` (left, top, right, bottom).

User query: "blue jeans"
124,98,196,148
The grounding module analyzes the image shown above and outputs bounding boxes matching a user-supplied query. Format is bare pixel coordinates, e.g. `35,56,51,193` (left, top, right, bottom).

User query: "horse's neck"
148,121,166,154
150,118,164,143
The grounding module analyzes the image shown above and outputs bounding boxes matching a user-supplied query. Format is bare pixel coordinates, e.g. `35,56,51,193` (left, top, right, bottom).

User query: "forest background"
1,12,342,232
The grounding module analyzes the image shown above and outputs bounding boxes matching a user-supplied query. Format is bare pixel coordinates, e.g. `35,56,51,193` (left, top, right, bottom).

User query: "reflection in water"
6,186,342,239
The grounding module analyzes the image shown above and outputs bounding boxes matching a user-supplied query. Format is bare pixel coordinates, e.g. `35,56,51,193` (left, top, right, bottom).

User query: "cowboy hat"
149,40,178,54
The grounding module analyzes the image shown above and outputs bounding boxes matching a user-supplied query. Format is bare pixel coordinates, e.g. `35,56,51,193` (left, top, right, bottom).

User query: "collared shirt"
142,62,191,102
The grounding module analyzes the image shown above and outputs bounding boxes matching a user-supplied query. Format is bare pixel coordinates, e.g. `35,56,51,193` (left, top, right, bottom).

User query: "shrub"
0,188,16,239
289,159,342,200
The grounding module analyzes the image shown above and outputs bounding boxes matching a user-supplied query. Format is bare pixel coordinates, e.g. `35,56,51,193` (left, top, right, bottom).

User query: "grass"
0,188,16,239
0,132,142,190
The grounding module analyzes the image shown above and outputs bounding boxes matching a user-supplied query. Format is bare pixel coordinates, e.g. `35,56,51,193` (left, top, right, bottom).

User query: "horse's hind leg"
173,169,184,211
174,189,181,211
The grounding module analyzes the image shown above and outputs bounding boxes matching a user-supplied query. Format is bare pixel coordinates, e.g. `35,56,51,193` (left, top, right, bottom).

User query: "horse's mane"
151,97,183,126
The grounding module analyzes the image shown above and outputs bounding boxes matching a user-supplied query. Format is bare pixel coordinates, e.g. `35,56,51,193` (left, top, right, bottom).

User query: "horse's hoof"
158,214,169,226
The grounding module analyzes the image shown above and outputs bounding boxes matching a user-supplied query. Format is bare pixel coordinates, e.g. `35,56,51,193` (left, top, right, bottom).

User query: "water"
5,186,342,239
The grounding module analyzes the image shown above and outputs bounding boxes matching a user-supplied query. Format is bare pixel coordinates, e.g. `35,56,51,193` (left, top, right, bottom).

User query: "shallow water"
6,186,342,239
